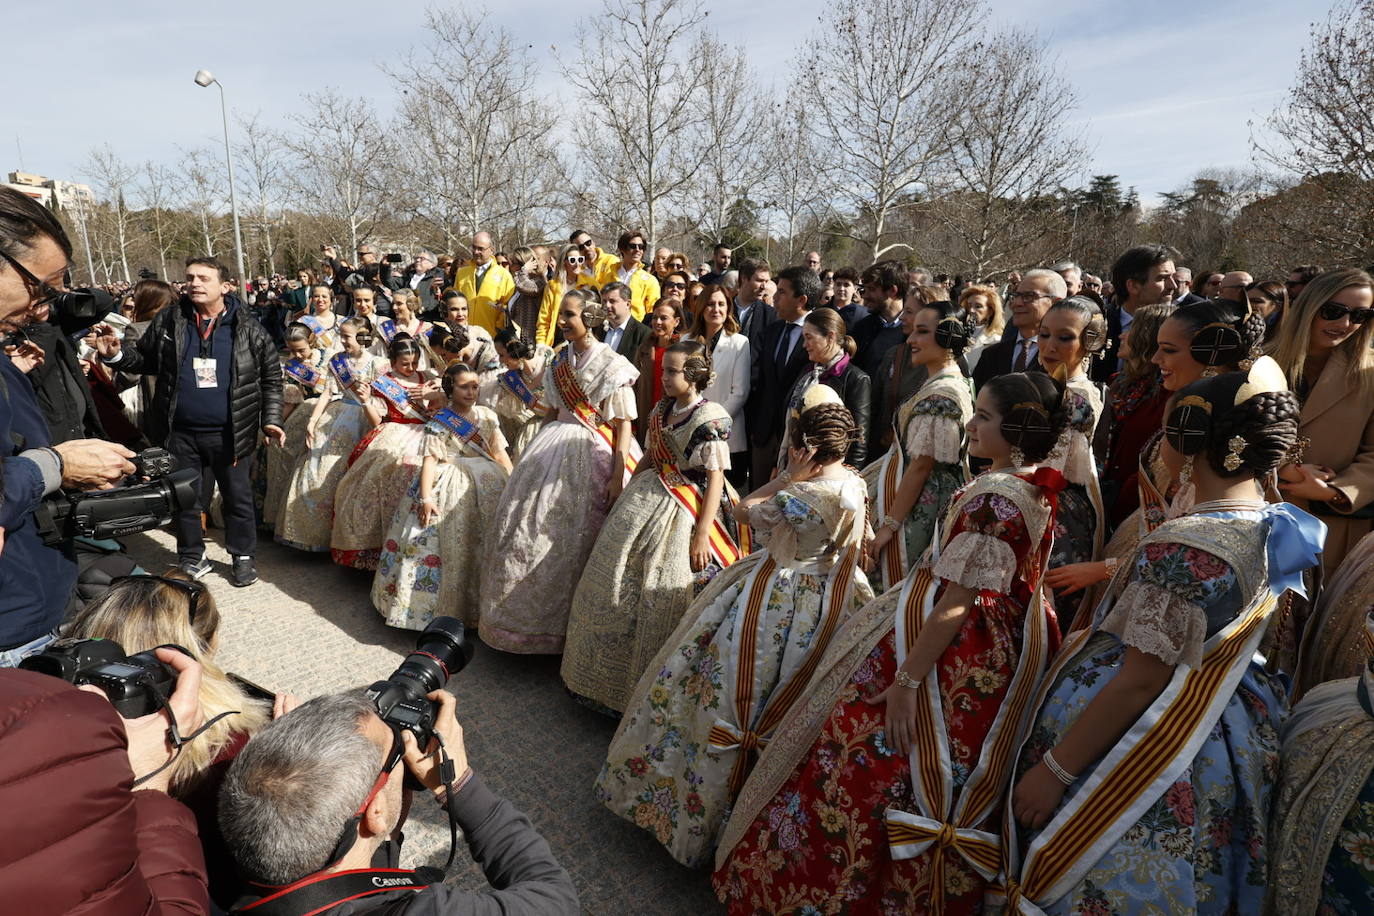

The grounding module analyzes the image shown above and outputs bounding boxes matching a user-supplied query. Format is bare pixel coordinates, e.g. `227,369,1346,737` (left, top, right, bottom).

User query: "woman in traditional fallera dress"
596,391,874,869
487,327,554,460
373,362,511,631
1007,361,1324,915
276,319,389,552
291,284,343,352
1269,614,1374,914
264,322,327,530
1034,296,1107,627
562,340,744,714
714,371,1070,915
330,336,441,570
862,300,974,591
479,289,642,654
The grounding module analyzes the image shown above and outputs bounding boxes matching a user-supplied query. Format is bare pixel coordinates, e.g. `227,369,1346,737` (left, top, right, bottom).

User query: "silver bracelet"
1041,747,1077,786
894,669,922,690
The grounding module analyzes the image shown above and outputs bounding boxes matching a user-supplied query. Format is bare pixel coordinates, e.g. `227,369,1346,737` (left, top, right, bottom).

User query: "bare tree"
82,145,140,283
561,0,707,244
687,37,774,247
178,147,226,256
384,7,560,252
281,89,392,252
924,29,1086,277
1253,0,1374,265
137,162,185,280
800,0,983,261
235,111,287,276
760,88,828,264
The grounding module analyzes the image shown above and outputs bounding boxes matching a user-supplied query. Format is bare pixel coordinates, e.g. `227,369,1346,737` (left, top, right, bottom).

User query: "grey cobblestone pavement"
124,527,723,915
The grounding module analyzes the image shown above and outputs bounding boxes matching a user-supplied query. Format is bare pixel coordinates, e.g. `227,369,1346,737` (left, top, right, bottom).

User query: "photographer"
323,245,401,312
0,186,139,665
0,649,210,913
93,257,284,587
220,689,578,915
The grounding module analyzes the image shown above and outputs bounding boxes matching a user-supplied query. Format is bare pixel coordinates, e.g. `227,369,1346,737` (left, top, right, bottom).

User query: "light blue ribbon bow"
1262,502,1326,598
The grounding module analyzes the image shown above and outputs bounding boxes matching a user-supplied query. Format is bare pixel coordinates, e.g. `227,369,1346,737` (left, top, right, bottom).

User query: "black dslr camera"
20,637,180,718
35,447,200,547
365,617,473,748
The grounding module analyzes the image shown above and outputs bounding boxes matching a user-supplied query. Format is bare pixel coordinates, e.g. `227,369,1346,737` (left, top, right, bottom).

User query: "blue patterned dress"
1015,505,1286,914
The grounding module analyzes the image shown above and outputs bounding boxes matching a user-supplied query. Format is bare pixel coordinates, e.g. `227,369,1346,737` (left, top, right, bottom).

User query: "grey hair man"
1050,260,1083,297
220,690,577,914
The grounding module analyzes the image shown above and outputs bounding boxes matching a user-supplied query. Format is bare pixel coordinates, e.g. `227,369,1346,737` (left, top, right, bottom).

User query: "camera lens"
387,617,472,703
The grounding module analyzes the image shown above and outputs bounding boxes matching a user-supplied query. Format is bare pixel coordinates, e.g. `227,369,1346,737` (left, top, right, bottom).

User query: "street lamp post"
194,69,247,293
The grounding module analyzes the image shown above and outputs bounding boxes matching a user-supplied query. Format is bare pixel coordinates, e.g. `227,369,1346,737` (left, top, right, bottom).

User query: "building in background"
3,171,95,210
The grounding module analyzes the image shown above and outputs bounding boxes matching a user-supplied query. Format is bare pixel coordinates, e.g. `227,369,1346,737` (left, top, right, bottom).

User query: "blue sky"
13,0,1329,206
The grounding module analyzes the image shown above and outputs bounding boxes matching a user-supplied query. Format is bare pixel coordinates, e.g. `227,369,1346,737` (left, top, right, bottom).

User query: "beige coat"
1291,348,1374,577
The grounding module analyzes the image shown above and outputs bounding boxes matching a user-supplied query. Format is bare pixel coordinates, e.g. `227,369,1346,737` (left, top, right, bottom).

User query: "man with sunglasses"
568,229,619,281
221,690,577,915
0,187,141,666
594,230,660,321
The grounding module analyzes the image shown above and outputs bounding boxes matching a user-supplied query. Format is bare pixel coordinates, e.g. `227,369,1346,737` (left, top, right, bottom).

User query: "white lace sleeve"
602,385,637,423
284,383,304,406
933,532,1017,595
694,439,731,471
903,413,964,465
1098,580,1208,668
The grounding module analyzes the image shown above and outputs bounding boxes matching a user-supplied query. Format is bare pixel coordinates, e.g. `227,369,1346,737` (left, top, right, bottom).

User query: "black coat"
748,318,811,448
814,361,872,466
595,317,651,360
111,295,283,460
972,333,1044,391
23,321,105,444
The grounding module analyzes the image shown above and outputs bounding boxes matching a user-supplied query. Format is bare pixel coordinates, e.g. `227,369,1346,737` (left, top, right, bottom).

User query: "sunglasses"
566,256,585,265
0,250,65,307
664,281,687,290
578,239,596,249
110,574,207,623
624,243,646,251
1318,302,1374,324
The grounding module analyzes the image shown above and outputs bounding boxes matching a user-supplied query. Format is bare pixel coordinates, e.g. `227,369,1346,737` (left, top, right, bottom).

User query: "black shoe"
231,555,258,587
179,556,213,581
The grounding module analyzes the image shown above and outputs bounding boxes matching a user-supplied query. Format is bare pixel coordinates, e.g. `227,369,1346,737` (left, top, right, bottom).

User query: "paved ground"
124,526,722,915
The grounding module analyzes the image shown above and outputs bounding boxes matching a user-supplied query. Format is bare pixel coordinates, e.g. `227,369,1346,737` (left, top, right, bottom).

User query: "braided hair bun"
494,326,533,360
982,371,1072,464
790,403,860,464
666,339,713,392
1172,300,1264,369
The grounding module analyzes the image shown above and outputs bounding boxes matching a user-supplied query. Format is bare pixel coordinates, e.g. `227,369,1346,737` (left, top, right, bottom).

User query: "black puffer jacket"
113,295,283,459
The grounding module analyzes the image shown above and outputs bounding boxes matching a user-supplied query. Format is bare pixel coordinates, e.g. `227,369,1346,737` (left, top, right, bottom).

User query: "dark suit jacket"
972,333,1044,391
735,300,777,354
595,317,651,360
748,319,811,448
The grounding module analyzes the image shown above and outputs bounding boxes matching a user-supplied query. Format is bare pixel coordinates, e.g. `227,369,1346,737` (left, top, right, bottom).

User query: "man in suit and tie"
748,264,819,486
594,282,650,358
1092,244,1181,384
733,257,777,347
972,268,1065,390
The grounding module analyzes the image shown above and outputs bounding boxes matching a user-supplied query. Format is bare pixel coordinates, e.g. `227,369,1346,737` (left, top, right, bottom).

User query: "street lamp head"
194,70,215,87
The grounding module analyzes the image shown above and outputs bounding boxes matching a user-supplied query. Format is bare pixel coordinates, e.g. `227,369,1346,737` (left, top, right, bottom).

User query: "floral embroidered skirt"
714,590,1024,914
330,420,426,570
596,553,873,869
277,400,368,552
264,402,314,530
372,456,508,630
1015,632,1283,914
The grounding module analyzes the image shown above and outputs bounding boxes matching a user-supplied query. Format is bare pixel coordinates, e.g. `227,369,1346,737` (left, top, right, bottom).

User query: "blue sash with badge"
377,318,398,343
298,314,325,335
372,374,428,420
328,352,356,389
283,357,322,390
500,368,545,411
430,408,497,461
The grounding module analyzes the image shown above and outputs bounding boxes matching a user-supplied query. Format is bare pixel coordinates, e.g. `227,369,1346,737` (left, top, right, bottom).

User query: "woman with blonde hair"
537,244,600,346
64,573,272,794
959,283,1003,373
1271,268,1374,577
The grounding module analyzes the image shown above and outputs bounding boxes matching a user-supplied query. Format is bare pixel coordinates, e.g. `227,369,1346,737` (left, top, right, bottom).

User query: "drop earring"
1010,446,1026,467
1170,455,1196,518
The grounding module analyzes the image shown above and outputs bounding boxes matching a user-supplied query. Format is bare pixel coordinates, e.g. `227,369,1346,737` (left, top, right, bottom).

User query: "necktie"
1013,338,1031,372
776,324,797,368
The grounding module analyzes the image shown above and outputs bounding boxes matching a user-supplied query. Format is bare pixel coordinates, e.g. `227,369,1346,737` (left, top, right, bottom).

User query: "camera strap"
232,867,437,915
131,701,240,789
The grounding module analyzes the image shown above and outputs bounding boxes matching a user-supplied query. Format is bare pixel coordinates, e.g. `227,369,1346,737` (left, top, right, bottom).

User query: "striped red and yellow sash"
997,588,1277,912
551,350,639,476
885,513,1053,914
875,443,907,587
646,403,750,567
708,546,860,795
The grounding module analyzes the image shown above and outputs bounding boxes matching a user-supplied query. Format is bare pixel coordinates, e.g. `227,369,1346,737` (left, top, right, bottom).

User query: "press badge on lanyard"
194,313,220,387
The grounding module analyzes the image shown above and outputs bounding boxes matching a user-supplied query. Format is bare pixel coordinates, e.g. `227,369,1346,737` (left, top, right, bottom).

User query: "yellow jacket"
453,260,515,334
538,273,600,346
593,261,662,321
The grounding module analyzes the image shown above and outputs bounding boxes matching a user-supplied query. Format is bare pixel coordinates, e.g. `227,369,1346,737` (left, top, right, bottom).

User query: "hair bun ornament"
934,315,970,351
1189,319,1245,369
1001,400,1053,447
1164,393,1214,456
580,300,610,329
791,383,843,423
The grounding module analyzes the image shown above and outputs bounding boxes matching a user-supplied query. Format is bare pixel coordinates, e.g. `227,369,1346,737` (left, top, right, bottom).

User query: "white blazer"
703,330,751,453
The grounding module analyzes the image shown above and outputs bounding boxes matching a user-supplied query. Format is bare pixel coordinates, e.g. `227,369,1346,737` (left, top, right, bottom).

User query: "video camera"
20,637,181,718
34,447,200,547
364,616,473,748
1,287,119,351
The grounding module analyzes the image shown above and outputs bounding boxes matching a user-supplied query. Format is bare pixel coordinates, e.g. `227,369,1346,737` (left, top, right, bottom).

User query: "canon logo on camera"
371,876,417,888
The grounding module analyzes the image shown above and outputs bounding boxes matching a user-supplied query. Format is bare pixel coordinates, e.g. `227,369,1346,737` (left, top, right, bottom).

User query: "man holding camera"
0,187,142,665
93,257,284,587
221,688,578,915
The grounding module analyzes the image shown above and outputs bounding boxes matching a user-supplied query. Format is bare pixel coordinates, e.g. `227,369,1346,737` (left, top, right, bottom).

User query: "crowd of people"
6,175,1374,914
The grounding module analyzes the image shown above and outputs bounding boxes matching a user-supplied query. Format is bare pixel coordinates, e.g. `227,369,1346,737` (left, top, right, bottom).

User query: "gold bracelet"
894,669,922,690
